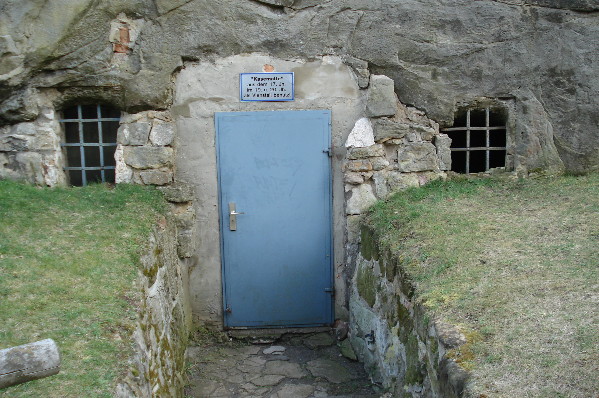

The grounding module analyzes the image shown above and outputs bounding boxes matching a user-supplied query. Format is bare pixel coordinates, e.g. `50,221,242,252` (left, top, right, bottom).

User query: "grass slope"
0,181,165,397
365,174,598,398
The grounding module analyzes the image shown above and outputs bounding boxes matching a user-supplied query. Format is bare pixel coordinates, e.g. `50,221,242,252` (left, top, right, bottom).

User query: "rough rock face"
0,0,597,172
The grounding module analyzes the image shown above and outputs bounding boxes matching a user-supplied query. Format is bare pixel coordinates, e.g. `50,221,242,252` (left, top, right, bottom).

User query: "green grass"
364,174,599,398
0,181,166,397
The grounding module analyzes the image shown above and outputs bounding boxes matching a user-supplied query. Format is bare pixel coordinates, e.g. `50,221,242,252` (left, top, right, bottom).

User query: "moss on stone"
357,264,377,308
360,225,379,261
404,334,425,386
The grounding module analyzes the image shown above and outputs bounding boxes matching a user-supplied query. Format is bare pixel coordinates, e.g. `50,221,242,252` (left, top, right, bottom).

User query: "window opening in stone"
442,107,507,174
60,104,120,186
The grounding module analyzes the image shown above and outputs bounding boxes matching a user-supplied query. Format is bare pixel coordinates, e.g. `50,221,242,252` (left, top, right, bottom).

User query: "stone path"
185,331,381,398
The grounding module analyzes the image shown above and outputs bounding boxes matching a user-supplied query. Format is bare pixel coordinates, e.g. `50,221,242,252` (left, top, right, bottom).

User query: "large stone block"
373,119,410,143
434,134,452,171
117,122,151,146
139,169,173,185
345,160,373,172
149,122,175,146
158,182,195,203
345,118,375,148
123,146,174,169
0,88,38,123
365,75,397,118
397,143,438,172
346,184,377,215
348,144,385,160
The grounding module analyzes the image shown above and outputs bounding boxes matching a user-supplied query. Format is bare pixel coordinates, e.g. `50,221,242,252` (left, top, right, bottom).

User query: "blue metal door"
216,110,333,328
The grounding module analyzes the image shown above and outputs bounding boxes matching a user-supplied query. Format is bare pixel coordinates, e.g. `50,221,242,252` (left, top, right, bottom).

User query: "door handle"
228,202,245,231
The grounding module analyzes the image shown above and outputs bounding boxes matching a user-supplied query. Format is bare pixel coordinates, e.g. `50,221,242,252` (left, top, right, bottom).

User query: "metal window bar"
441,107,507,174
59,105,120,186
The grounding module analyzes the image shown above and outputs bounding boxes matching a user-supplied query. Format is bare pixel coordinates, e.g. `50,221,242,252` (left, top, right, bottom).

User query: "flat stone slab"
263,345,286,355
303,332,334,349
250,374,286,387
264,360,307,378
185,333,376,397
270,383,315,398
307,358,353,384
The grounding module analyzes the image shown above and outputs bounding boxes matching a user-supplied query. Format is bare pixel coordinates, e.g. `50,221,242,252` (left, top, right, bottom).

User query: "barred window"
60,105,120,186
442,107,507,174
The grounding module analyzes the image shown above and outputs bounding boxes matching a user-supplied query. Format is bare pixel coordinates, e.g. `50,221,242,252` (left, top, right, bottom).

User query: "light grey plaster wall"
172,54,364,326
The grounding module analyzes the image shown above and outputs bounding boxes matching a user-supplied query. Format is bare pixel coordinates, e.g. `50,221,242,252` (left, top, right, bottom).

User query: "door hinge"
225,305,232,314
322,149,332,158
324,287,334,295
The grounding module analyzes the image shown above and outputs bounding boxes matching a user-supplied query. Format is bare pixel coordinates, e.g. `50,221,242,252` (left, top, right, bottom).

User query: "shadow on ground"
185,331,380,398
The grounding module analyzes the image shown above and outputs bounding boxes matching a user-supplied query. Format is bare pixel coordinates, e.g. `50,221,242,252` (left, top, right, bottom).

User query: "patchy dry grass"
0,181,165,397
365,174,598,398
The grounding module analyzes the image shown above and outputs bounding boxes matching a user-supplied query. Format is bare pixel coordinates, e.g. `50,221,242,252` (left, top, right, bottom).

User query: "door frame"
215,110,334,328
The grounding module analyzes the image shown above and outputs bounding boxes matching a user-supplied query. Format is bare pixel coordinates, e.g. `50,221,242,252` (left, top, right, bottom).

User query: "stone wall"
349,226,469,398
0,91,65,186
342,76,470,396
115,214,192,398
116,111,176,186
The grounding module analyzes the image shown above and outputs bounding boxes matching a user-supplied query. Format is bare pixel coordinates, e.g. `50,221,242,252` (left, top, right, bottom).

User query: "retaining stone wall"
115,214,192,398
349,226,469,398
343,75,468,396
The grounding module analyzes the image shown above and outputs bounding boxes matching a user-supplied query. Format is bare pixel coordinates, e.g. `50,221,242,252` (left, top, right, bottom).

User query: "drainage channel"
185,330,381,397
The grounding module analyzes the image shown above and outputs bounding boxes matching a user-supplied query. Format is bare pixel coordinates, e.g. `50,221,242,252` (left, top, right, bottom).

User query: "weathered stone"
263,346,286,355
158,182,195,202
343,56,370,89
0,88,39,123
370,157,390,171
303,332,334,349
372,171,388,199
15,152,44,185
114,145,133,184
514,89,565,175
271,383,315,398
373,119,410,142
348,144,385,160
117,217,191,397
173,206,195,230
263,361,306,378
344,172,364,185
249,374,285,387
435,321,466,349
307,358,353,384
177,230,195,258
117,122,151,145
139,169,173,185
123,146,174,169
338,340,357,361
386,172,420,193
397,143,438,172
346,184,377,215
345,118,375,148
434,134,452,171
365,75,397,117
345,160,372,172
150,122,175,146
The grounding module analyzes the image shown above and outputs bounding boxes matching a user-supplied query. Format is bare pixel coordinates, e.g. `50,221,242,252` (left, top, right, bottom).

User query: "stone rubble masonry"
349,225,469,397
344,78,448,217
365,75,398,118
0,102,66,187
115,214,192,398
117,111,176,186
